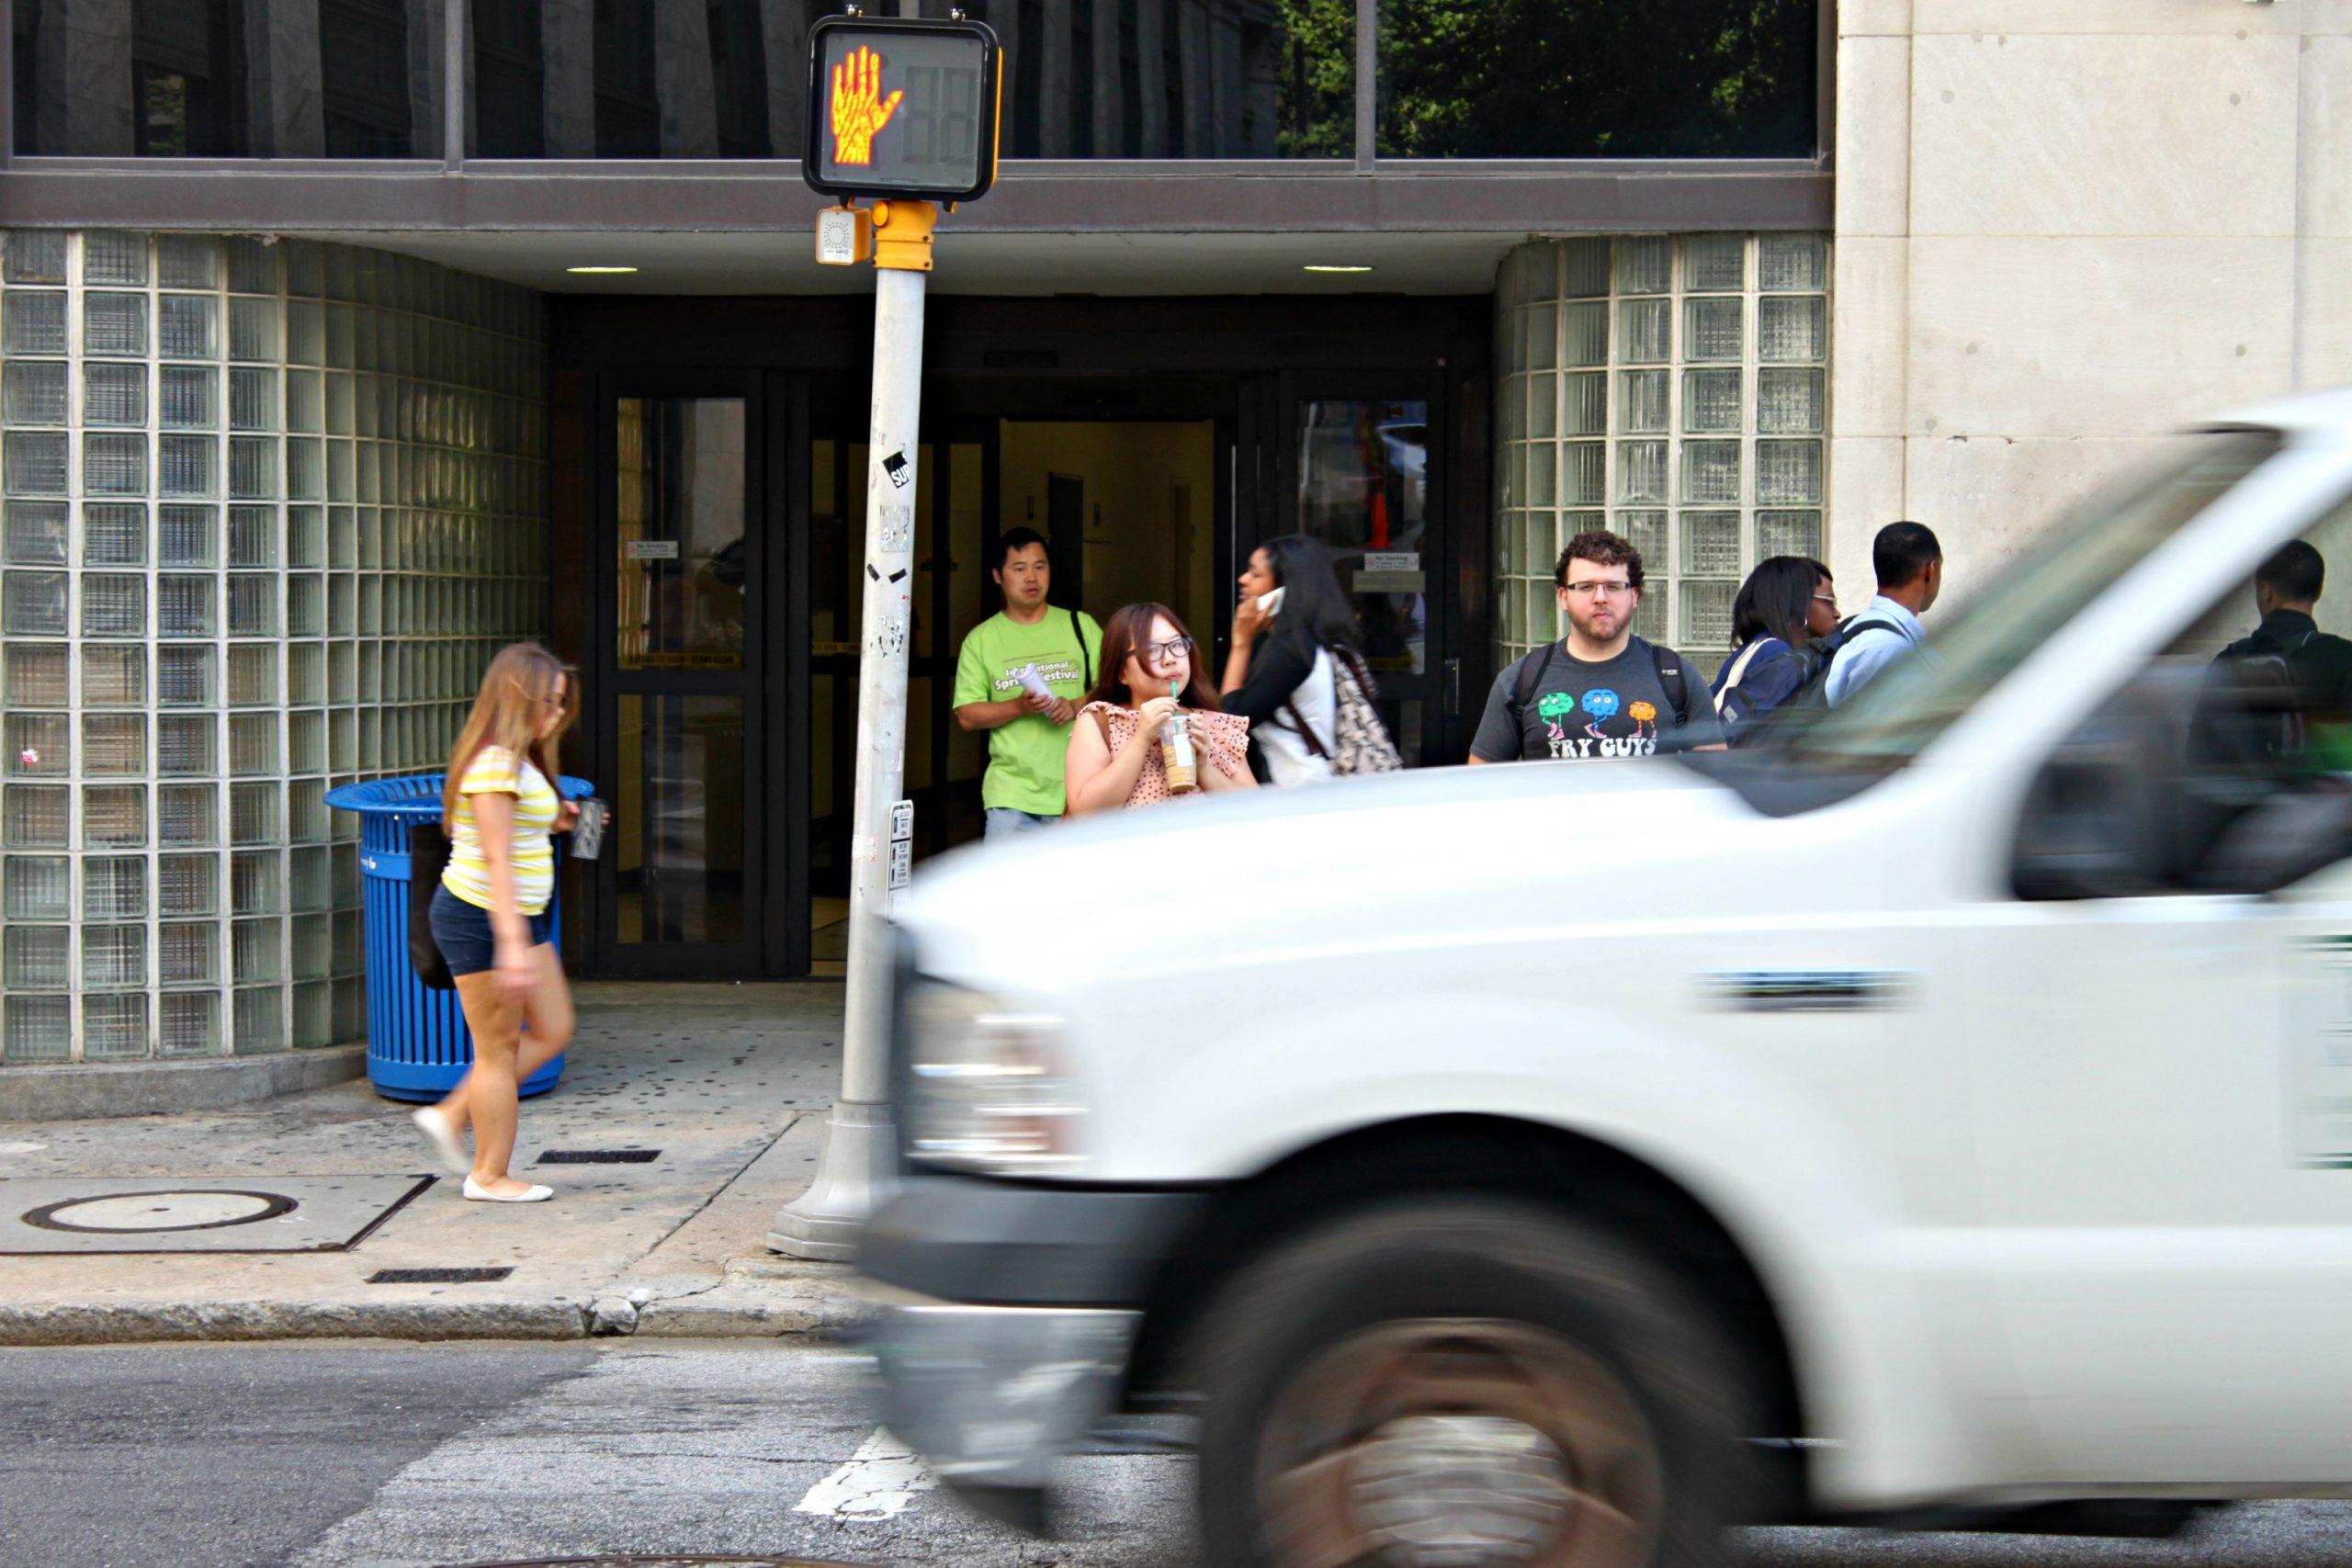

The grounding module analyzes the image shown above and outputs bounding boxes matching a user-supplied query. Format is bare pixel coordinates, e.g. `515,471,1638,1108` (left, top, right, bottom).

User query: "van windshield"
1779,428,2286,775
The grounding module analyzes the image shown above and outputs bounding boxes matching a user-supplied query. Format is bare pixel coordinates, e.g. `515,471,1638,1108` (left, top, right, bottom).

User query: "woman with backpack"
1222,534,1400,782
1713,556,1840,744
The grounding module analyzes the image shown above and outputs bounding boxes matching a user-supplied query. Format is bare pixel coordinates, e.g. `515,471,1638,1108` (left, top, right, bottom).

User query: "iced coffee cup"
1161,722,1199,793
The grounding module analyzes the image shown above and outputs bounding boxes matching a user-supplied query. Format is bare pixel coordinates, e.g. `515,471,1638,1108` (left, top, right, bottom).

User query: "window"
1494,233,1830,673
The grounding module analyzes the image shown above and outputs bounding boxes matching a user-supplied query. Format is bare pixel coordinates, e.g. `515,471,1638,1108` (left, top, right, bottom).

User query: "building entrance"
566,296,1489,980
807,419,1220,974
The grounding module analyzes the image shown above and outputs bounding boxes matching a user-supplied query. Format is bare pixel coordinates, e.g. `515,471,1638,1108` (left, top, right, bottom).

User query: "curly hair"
1554,530,1645,591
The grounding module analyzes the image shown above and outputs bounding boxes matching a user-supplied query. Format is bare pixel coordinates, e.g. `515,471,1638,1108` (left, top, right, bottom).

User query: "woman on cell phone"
1221,533,1368,784
1065,604,1255,813
407,643,580,1202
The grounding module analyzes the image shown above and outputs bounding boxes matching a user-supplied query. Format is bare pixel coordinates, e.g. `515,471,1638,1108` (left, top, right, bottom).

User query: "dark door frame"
1255,367,1456,767
587,365,768,980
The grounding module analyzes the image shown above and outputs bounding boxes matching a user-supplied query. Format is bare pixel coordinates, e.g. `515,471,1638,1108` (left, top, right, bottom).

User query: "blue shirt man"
1826,521,1943,706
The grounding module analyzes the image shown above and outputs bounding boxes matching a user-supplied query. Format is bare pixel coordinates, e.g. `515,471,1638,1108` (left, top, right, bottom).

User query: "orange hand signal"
831,45,903,166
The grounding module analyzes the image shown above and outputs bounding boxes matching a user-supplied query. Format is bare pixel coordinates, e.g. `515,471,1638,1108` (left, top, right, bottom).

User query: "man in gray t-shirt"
1470,529,1724,763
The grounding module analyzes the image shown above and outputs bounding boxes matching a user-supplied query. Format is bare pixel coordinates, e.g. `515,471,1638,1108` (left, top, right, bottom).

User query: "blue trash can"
326,772,594,1102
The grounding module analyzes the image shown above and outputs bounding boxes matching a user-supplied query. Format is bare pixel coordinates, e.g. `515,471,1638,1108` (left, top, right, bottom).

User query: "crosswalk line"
792,1427,936,1520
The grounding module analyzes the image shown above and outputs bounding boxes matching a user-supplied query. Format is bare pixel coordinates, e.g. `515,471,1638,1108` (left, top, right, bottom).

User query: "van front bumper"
866,1297,1140,1530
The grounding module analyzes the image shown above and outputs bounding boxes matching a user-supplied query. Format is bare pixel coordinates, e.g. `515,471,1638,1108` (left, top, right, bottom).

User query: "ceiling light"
1303,264,1374,274
566,265,639,275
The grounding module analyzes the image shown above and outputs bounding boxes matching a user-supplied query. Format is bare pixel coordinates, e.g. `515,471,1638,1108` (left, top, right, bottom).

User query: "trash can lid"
326,772,594,817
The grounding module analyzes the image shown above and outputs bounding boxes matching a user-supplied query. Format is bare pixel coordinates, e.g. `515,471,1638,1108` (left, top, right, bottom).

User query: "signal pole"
769,200,936,1259
769,9,998,1260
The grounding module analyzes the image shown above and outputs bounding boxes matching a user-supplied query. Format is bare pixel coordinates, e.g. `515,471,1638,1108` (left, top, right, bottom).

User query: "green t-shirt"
953,607,1104,815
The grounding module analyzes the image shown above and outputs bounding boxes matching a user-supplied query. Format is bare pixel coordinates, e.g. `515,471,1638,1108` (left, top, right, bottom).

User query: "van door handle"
1444,658,1461,717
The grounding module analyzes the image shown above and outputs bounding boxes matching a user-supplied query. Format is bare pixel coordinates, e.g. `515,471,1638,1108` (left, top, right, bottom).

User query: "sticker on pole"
888,839,912,890
890,800,914,842
801,17,1002,203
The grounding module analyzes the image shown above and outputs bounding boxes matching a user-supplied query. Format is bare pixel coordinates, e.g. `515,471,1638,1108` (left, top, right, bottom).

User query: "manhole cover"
26,1190,295,1234
0,1176,434,1254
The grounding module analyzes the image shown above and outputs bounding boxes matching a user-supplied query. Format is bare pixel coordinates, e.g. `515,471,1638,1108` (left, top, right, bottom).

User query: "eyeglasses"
1562,581,1637,600
1145,637,1196,663
1812,594,1839,608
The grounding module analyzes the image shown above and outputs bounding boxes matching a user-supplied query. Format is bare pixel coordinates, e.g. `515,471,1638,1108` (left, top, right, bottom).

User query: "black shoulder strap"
1646,641,1690,725
1839,617,1903,647
1510,642,1559,724
1071,608,1091,688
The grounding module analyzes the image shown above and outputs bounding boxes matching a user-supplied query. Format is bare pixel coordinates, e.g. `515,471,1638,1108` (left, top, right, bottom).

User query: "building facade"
0,0,2343,1087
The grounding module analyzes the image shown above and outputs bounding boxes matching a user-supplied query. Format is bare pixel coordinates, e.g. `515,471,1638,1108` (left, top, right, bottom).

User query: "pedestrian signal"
803,17,1001,203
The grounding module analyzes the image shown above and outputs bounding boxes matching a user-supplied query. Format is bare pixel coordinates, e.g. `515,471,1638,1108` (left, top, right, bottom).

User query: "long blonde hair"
444,643,577,831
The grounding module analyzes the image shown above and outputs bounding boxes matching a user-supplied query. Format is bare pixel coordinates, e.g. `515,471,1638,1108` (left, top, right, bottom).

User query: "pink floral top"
1080,702,1252,807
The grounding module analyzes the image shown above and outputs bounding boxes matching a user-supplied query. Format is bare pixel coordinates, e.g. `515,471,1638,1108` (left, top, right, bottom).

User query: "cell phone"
1256,586,1287,615
570,798,608,861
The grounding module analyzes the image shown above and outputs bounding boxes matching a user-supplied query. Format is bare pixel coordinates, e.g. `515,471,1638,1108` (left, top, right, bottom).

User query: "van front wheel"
1194,1199,1754,1568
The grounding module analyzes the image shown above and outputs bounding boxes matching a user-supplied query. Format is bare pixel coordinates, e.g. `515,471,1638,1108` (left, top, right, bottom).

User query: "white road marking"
793,1426,937,1520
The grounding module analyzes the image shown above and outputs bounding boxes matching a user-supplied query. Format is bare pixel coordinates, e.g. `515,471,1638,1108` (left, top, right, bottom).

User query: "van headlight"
905,985,1087,1175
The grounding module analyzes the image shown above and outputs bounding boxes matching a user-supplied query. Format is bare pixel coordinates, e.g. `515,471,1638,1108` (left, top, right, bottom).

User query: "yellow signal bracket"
870,199,938,273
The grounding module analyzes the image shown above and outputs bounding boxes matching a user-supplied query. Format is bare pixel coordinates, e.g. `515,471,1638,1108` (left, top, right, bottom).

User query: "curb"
0,1286,874,1348
0,1045,368,1122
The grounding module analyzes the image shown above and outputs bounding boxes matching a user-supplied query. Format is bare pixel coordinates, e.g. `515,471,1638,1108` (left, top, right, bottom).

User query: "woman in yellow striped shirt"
409,644,580,1201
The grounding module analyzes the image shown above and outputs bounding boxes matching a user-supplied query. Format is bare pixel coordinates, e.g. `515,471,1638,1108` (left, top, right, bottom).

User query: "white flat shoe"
462,1177,553,1202
410,1108,469,1175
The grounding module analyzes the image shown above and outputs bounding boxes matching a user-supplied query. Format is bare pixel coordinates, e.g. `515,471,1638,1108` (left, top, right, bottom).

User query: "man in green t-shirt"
954,528,1103,838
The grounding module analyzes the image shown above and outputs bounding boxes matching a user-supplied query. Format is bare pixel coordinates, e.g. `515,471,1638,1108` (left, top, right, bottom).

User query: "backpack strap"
1713,637,1773,716
1071,608,1092,689
1646,641,1691,726
1279,647,1341,759
1509,641,1560,728
1283,697,1332,759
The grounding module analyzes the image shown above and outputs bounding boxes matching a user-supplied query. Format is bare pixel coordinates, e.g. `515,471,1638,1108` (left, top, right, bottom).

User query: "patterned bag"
1287,648,1403,775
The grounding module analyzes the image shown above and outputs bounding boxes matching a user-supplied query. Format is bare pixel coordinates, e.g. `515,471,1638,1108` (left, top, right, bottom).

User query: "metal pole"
770,205,935,1258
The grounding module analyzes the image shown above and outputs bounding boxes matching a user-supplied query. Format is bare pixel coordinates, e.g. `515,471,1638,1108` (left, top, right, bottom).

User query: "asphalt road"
6,1340,2352,1568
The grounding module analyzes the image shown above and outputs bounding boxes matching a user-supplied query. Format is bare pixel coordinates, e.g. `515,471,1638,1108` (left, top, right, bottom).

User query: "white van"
861,391,2352,1565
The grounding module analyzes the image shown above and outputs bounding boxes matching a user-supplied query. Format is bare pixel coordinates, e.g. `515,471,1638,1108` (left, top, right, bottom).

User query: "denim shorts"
429,882,551,977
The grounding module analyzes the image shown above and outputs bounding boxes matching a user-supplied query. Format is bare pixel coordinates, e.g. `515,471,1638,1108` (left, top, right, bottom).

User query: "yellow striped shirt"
441,746,560,916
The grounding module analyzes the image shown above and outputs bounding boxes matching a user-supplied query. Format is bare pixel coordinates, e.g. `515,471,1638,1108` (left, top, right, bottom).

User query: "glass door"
803,428,989,977
593,377,764,977
1269,375,1450,766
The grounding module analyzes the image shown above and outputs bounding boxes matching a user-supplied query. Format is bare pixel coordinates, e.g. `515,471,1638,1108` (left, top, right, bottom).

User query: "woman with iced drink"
1065,604,1254,813
407,642,580,1202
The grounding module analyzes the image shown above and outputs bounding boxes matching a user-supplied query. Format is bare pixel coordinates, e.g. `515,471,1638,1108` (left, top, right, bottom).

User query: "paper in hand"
1014,664,1057,704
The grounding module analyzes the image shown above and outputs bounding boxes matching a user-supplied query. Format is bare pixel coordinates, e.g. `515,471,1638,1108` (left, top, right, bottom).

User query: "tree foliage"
1275,0,1818,160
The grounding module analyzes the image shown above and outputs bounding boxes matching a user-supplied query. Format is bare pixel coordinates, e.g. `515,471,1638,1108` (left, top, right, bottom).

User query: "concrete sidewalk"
0,983,873,1346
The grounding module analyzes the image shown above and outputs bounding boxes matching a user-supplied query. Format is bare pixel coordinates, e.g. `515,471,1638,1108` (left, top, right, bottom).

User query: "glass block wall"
0,231,548,1065
1493,233,1831,674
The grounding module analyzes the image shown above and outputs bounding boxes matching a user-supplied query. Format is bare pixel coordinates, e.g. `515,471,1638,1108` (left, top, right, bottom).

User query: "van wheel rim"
1255,1318,1664,1568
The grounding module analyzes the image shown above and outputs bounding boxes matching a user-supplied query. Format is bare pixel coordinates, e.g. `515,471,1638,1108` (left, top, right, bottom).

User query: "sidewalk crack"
605,1111,806,1288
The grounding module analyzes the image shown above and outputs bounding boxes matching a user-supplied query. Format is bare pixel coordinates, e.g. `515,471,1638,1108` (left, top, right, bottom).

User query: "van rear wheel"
1195,1199,1753,1568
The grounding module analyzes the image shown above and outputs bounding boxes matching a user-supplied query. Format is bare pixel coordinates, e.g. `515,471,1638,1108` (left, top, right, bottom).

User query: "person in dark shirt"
2188,539,2352,770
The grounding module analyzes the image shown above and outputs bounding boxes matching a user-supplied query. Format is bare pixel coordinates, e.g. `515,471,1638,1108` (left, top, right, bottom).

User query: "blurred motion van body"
861,390,2352,1563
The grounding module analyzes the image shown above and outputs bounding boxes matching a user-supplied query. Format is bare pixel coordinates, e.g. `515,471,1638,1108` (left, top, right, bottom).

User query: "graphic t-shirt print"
991,650,1086,700
1535,685,1662,760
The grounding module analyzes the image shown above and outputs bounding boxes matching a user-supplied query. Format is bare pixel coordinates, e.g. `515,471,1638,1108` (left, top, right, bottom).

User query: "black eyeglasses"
1145,637,1196,663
